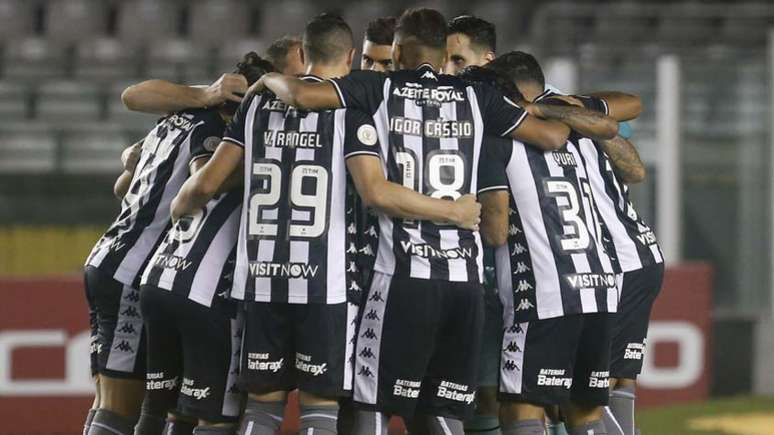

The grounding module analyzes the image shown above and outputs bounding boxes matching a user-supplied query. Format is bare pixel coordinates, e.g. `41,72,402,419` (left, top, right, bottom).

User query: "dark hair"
395,8,447,49
487,51,545,89
365,16,397,45
265,35,301,73
223,52,275,115
448,15,496,53
457,65,524,102
303,13,354,64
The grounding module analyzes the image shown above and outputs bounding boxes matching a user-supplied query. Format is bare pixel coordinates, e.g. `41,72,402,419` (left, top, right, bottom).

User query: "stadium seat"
60,125,128,173
259,0,315,43
35,80,103,125
342,0,390,39
0,128,57,173
146,38,212,82
75,37,142,81
106,81,161,131
44,0,109,43
117,0,182,44
189,0,250,45
0,82,31,122
3,38,69,82
0,0,35,40
215,38,266,77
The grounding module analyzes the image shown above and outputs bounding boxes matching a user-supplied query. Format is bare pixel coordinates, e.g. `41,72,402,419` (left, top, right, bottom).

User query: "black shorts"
140,286,243,423
611,263,665,379
353,272,484,419
84,265,146,379
239,301,358,399
498,313,612,407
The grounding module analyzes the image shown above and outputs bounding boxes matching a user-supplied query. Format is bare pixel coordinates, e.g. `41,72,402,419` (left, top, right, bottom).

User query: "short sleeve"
189,112,226,163
223,93,258,148
477,137,512,194
343,109,381,160
475,82,529,137
575,95,609,115
329,70,387,115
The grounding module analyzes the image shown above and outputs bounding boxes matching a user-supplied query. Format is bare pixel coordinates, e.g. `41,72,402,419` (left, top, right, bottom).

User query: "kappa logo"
421,71,437,80
349,281,362,291
359,347,375,359
123,291,140,303
503,360,519,372
364,309,380,321
504,341,522,353
113,340,134,353
369,291,384,302
347,262,358,273
120,306,140,318
508,224,522,235
507,323,524,334
347,223,357,234
358,366,374,377
359,244,375,256
117,323,136,334
511,243,527,256
365,226,378,237
515,299,535,311
513,262,531,274
361,328,378,340
515,280,534,292
347,243,358,254
509,208,518,216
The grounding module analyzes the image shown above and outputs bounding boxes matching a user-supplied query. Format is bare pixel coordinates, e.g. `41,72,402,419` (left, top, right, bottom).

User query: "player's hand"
451,194,482,231
204,73,248,107
246,75,267,97
122,142,142,172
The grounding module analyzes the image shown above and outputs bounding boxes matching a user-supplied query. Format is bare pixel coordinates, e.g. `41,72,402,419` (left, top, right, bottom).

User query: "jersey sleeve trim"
500,110,529,137
189,153,213,165
478,185,509,194
222,137,245,148
600,97,609,115
344,150,381,159
328,79,347,108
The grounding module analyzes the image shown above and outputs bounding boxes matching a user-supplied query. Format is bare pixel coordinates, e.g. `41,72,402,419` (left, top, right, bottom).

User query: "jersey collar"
416,63,436,71
301,75,324,82
533,89,554,103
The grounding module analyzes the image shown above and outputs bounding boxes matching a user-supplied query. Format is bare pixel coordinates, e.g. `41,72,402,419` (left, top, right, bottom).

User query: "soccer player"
266,35,305,75
132,55,273,435
82,52,267,435
361,16,396,72
249,8,574,435
170,13,481,435
469,54,622,435
445,15,496,75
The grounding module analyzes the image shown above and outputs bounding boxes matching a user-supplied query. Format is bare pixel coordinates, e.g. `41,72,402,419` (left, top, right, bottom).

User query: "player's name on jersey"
390,116,473,139
393,83,466,106
248,261,320,279
263,130,323,148
563,272,617,290
400,241,475,260
166,113,197,132
552,150,578,168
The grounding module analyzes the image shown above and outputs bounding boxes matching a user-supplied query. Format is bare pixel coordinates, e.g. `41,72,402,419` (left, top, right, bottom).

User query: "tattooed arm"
526,100,618,141
601,135,646,184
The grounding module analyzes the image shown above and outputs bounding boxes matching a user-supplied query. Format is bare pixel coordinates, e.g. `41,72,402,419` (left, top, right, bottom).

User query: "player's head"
486,51,545,102
393,8,448,70
361,16,396,72
457,65,523,103
302,13,355,75
445,15,496,75
222,52,275,117
266,35,304,75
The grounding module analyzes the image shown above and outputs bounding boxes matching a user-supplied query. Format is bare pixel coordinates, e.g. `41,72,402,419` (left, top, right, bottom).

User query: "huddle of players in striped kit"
80,7,663,435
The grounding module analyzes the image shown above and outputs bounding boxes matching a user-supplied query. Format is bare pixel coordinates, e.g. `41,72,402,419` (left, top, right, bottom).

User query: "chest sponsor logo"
249,262,319,278
564,273,617,290
389,117,473,139
400,241,473,260
537,369,572,388
263,99,289,111
393,83,465,107
263,130,323,148
165,113,196,132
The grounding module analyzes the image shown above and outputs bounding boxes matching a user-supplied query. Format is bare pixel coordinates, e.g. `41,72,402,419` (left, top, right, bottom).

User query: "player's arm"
121,73,248,114
251,73,342,110
509,116,570,151
526,99,618,141
113,140,142,198
586,91,642,121
600,135,646,184
479,191,509,247
346,155,481,230
171,141,244,221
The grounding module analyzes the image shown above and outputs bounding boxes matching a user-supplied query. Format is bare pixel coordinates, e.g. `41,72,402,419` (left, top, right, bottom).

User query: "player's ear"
392,42,401,69
485,51,496,63
299,46,306,67
346,47,355,69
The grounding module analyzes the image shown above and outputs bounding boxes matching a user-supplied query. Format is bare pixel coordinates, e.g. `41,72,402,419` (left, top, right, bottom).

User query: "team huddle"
80,7,664,435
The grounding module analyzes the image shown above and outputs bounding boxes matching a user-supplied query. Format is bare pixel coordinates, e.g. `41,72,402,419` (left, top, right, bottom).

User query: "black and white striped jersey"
86,109,225,286
478,134,618,322
572,94,664,273
329,64,528,283
224,75,380,304
140,190,241,308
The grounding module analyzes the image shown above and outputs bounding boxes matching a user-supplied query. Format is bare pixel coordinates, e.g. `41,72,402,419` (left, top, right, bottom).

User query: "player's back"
480,134,617,322
229,75,373,304
87,108,225,286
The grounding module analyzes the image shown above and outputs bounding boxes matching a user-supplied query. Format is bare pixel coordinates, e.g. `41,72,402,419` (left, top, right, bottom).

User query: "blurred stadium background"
0,0,773,434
